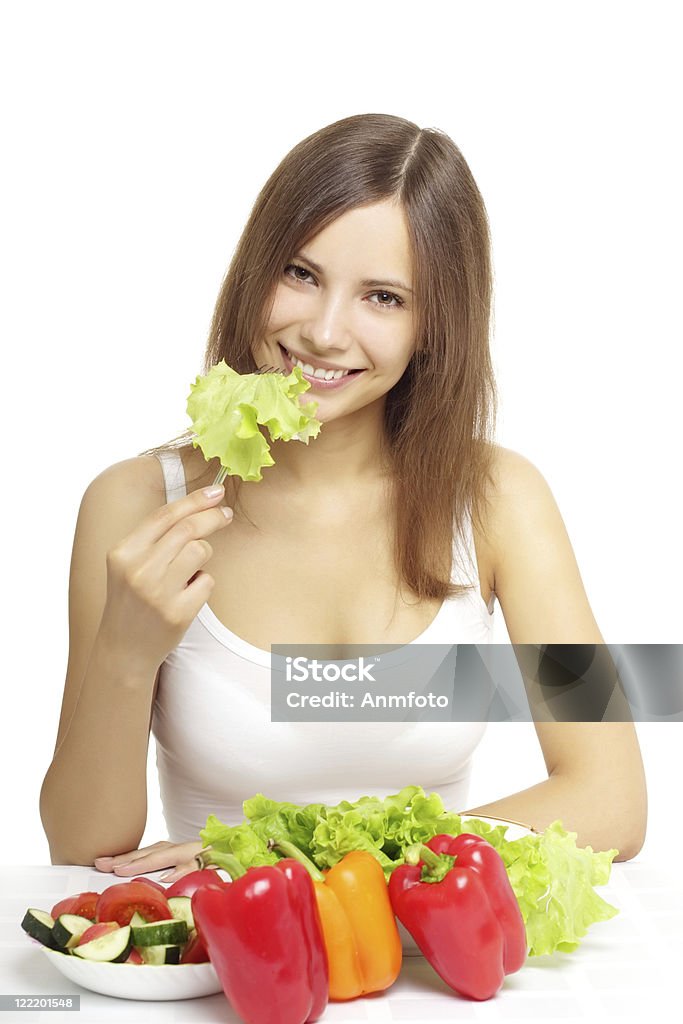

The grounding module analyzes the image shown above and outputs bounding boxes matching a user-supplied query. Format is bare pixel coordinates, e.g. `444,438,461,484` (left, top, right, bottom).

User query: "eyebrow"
295,251,413,295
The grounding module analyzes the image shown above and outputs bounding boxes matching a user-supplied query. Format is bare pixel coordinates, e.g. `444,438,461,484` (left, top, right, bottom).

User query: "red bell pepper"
389,833,527,1000
192,850,328,1024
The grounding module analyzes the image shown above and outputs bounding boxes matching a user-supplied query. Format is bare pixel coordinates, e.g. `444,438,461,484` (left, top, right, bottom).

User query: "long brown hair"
143,113,497,601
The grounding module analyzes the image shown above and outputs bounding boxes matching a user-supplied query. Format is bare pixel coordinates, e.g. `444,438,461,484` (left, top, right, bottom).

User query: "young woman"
40,113,647,879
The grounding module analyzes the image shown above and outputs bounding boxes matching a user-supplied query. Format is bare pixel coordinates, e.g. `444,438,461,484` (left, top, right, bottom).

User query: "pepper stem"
195,847,247,879
404,844,455,884
267,839,325,882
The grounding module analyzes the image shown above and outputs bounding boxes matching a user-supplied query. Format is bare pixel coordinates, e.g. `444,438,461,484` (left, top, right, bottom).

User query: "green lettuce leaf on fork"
186,361,322,482
200,787,619,958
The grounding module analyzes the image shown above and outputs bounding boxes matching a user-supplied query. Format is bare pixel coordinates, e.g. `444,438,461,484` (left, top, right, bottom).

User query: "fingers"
94,841,203,878
157,858,204,884
125,484,231,557
164,536,215,595
153,502,234,572
94,841,172,873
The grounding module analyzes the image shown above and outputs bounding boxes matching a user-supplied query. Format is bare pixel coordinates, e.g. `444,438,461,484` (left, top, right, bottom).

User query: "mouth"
278,343,366,390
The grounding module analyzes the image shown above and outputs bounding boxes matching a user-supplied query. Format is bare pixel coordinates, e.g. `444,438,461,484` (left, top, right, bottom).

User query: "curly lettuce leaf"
498,821,619,956
382,789,463,857
186,361,321,481
199,814,278,867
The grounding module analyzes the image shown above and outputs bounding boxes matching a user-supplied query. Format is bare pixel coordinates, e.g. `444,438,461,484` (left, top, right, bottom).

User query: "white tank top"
151,450,495,842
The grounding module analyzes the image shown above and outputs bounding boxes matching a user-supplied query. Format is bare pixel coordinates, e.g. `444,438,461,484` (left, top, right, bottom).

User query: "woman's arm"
40,459,163,864
464,449,647,861
40,457,231,864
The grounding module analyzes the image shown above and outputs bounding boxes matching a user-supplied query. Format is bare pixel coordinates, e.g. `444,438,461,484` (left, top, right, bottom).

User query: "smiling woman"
38,113,646,878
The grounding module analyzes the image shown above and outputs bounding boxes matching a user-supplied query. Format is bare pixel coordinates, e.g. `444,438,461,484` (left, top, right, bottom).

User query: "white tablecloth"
1,860,681,1023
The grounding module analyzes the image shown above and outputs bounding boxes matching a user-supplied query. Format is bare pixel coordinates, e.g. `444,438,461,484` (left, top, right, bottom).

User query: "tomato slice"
78,921,119,945
95,881,171,926
126,947,144,964
165,869,225,899
131,876,167,894
51,892,99,920
180,931,210,964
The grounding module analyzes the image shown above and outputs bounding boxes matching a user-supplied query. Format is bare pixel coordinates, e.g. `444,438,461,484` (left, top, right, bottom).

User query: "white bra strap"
153,450,187,504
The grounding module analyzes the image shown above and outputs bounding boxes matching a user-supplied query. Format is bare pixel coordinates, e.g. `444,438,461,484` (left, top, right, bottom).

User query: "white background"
1,1,680,864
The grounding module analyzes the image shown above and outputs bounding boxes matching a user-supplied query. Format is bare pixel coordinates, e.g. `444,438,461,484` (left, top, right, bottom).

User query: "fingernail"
221,506,233,519
203,485,224,499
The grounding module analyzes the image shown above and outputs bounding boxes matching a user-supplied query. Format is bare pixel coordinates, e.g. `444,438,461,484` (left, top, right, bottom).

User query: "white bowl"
40,946,222,1001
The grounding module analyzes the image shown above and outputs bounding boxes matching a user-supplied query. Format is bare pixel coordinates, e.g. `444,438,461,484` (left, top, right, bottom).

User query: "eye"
369,290,404,311
284,263,314,283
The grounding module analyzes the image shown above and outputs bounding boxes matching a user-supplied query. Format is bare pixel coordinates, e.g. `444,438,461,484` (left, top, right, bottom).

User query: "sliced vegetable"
126,947,144,964
51,914,93,950
78,922,119,946
167,896,194,931
73,925,133,963
132,876,167,893
51,892,99,921
21,909,57,949
180,931,210,964
95,881,171,926
130,918,188,947
139,944,182,965
165,869,225,899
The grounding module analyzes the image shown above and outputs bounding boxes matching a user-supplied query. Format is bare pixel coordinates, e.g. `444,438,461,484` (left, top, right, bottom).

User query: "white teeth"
286,349,351,380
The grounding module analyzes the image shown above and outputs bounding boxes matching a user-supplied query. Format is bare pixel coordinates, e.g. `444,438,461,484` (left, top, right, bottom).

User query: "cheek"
372,324,417,372
265,285,301,330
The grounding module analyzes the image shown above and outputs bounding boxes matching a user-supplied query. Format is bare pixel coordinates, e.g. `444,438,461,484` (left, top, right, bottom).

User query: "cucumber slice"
167,896,194,931
129,911,148,927
131,918,187,947
139,943,182,965
73,925,132,963
52,914,93,949
21,909,57,949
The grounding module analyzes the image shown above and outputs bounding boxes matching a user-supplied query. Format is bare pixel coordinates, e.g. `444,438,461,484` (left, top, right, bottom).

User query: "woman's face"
254,198,417,423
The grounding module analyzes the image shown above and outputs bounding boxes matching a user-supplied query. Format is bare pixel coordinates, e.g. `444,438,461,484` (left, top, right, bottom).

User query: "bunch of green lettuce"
200,786,619,957
186,361,321,482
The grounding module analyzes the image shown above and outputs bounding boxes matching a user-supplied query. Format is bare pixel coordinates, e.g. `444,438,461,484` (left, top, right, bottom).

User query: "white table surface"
1,860,681,1023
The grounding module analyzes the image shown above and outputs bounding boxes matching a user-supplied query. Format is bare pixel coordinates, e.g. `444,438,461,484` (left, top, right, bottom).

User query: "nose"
299,289,351,353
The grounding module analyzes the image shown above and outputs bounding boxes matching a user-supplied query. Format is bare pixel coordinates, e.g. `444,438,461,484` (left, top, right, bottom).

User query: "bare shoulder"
486,445,551,501
84,453,166,502
481,445,560,575
480,445,603,643
81,445,216,513
472,446,546,589
78,454,168,540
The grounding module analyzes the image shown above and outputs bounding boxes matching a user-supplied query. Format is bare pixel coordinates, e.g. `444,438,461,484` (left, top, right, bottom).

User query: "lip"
279,344,366,391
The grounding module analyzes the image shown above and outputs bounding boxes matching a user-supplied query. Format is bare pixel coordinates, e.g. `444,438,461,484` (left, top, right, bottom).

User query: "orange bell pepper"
271,841,402,1001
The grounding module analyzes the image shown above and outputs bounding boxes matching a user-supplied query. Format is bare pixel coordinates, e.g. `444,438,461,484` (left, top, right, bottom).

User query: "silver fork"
211,365,288,486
